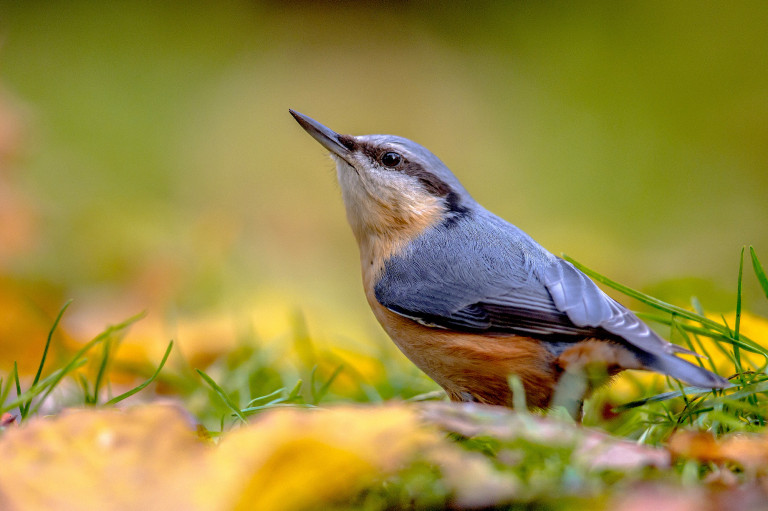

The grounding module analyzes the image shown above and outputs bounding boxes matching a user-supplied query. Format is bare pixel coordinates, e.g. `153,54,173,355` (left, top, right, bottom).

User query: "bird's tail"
646,352,731,389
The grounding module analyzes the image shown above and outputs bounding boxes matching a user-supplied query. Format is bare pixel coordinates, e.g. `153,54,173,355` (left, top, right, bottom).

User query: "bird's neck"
356,231,410,287
344,195,444,272
354,212,440,289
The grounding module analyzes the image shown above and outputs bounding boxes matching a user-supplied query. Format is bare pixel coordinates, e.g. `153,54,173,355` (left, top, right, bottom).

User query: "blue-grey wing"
374,216,693,356
374,215,726,388
374,216,595,338
541,258,695,356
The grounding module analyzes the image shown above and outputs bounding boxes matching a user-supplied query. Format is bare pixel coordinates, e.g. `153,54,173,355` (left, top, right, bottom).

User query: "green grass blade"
28,300,72,403
613,386,715,412
105,341,174,406
733,248,746,387
246,387,285,408
735,247,744,341
78,373,92,402
89,312,144,404
241,379,307,415
312,364,343,405
707,397,764,416
196,368,247,424
750,246,768,300
691,296,705,316
21,300,73,416
28,350,95,416
0,375,8,407
691,332,719,374
0,359,88,415
721,315,742,369
244,396,290,410
92,338,112,404
716,378,768,401
26,313,145,416
241,403,316,414
287,379,304,401
13,362,23,418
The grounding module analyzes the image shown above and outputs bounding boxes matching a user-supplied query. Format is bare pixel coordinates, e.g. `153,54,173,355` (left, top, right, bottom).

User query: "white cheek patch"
331,153,446,235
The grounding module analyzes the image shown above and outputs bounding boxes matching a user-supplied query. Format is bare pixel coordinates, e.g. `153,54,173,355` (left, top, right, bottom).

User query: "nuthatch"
290,109,729,409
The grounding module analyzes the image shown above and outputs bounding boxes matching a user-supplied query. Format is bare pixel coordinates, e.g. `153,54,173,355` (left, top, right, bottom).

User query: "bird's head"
290,110,475,246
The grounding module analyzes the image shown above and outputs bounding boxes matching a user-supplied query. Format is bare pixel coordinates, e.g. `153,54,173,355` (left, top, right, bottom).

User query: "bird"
289,109,729,410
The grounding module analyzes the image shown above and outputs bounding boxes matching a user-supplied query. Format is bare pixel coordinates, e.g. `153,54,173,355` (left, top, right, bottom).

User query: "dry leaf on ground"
0,404,209,511
669,430,768,473
419,401,670,471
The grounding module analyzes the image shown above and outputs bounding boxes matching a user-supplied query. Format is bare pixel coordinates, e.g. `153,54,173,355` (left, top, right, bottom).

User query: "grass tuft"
196,368,248,424
1,309,149,419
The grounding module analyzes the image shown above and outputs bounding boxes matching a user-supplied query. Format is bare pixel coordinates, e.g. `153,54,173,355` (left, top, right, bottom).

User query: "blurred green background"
1,1,767,358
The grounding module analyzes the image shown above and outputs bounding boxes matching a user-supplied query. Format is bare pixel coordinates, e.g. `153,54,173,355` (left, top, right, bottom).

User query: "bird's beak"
289,109,353,162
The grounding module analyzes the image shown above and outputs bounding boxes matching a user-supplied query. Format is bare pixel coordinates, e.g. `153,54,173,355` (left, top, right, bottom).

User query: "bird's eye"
380,151,402,168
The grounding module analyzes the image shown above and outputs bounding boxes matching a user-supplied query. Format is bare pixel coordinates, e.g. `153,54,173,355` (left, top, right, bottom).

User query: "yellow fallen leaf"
0,403,452,511
0,404,210,511
211,404,442,511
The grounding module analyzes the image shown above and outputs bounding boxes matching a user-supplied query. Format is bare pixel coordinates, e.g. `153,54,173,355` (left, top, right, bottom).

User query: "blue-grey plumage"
289,109,729,407
375,211,726,389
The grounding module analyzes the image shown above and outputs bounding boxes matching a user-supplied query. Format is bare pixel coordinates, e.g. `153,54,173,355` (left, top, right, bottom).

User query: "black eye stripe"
354,140,458,201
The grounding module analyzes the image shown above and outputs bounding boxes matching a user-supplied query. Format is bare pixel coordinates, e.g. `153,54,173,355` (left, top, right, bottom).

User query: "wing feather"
541,259,698,356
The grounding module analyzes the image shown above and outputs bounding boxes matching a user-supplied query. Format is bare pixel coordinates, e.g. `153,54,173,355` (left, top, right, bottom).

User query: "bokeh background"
1,1,767,383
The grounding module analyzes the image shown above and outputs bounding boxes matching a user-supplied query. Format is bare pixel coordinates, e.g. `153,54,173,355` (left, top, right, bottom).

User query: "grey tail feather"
647,353,731,389
667,343,703,357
